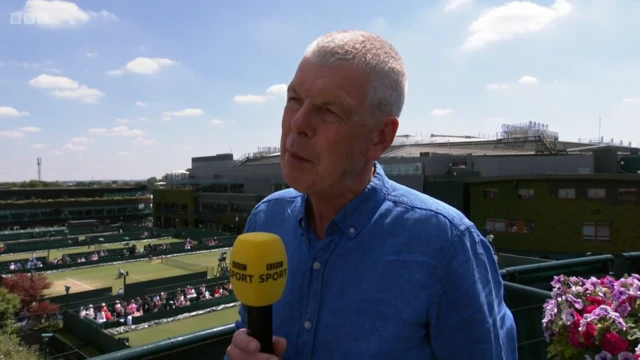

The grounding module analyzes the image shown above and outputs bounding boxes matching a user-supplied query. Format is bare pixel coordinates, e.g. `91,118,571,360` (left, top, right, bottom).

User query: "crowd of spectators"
78,281,233,326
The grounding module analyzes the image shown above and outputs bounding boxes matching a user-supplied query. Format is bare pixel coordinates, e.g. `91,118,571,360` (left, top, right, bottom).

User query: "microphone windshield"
229,232,288,307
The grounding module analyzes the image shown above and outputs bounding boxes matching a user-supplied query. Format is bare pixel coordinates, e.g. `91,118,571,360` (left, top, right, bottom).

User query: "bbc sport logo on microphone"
10,12,51,25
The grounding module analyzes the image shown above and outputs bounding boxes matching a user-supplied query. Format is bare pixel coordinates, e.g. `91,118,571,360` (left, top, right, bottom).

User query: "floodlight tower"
37,157,42,181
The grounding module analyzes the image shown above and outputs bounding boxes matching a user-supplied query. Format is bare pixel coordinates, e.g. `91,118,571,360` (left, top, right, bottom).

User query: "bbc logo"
10,12,50,25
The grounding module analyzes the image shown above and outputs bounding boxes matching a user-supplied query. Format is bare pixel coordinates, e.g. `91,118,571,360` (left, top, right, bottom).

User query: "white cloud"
622,98,640,103
16,126,41,132
50,150,63,155
265,84,287,97
109,126,143,137
233,95,270,104
4,60,62,73
30,144,45,148
116,118,129,124
234,83,287,104
28,74,78,89
518,75,539,85
86,52,97,58
445,0,472,12
89,127,142,137
461,0,572,51
0,106,30,117
50,85,104,103
109,57,177,75
162,108,203,121
137,117,151,123
24,0,117,29
28,74,104,103
131,137,155,146
70,136,94,144
211,119,235,125
63,143,86,151
485,83,511,91
135,101,147,107
117,151,131,156
0,131,24,138
431,109,455,116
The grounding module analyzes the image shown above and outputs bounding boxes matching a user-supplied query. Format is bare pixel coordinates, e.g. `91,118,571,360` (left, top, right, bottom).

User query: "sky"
0,0,639,181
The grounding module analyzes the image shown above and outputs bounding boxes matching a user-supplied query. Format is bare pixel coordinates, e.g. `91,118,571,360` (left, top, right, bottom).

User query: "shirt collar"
296,162,389,238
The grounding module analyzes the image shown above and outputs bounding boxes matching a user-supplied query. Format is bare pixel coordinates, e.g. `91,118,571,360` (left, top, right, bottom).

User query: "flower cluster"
542,274,640,360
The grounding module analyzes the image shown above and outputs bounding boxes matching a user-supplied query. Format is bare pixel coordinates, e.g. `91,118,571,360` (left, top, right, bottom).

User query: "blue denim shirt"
227,163,517,360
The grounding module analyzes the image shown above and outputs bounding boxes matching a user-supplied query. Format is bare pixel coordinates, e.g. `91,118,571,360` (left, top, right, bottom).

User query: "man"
226,30,517,360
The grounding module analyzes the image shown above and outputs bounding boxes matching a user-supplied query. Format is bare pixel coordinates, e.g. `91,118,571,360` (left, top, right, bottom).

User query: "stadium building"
0,184,152,229
153,122,640,254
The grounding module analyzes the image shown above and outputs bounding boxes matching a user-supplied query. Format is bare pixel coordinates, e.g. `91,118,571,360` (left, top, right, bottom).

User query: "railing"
90,324,235,360
78,252,640,360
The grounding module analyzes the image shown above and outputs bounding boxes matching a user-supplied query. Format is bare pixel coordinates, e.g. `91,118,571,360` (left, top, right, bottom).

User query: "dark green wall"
153,189,196,227
468,178,640,255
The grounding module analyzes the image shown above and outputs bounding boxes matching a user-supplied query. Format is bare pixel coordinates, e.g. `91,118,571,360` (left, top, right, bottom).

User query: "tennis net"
161,257,209,274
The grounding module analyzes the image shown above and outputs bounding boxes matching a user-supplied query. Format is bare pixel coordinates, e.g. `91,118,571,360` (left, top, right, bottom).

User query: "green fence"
141,275,230,297
497,253,554,269
176,227,232,240
62,309,129,354
49,287,113,306
124,272,208,299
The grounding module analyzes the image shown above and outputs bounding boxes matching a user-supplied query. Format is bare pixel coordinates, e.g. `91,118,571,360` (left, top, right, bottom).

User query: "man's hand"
226,329,287,360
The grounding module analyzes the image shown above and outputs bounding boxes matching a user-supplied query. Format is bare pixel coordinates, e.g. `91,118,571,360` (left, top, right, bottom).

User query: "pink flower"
581,323,597,347
600,332,629,356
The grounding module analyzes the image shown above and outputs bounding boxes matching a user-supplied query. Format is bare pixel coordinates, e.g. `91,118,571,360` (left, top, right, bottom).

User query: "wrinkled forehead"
289,57,371,111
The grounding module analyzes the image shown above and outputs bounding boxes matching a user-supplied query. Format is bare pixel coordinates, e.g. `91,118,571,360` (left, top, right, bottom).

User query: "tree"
0,333,39,360
0,288,38,360
1,273,53,307
0,287,21,330
27,301,59,322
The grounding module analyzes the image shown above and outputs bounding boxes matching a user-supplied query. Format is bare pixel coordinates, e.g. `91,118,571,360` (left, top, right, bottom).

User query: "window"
619,188,638,201
518,189,534,199
485,218,505,232
505,220,535,234
583,222,611,241
558,188,576,199
484,188,499,199
587,188,606,200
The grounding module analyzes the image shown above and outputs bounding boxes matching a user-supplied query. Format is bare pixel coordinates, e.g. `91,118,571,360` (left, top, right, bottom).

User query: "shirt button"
349,227,355,234
313,261,321,270
303,321,312,329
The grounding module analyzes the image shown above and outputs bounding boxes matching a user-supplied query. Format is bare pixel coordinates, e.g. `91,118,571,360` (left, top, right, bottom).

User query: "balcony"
0,196,151,210
80,253,637,360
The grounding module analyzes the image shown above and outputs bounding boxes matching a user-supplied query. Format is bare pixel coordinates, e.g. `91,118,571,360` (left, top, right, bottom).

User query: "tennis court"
0,238,184,262
46,250,230,297
117,306,240,346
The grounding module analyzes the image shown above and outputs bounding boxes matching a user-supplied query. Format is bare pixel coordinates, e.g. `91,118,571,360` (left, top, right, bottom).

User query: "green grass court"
0,238,184,262
46,249,229,297
117,307,240,346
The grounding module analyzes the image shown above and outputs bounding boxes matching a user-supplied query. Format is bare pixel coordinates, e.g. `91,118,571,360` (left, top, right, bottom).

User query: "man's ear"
367,117,399,161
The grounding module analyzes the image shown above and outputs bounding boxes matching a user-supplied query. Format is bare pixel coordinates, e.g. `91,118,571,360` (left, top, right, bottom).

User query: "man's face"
280,57,397,195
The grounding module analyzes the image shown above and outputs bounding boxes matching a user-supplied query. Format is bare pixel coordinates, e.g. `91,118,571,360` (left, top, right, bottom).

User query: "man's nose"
289,104,315,138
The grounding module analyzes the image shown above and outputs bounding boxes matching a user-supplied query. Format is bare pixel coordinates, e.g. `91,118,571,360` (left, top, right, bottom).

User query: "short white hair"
304,30,407,121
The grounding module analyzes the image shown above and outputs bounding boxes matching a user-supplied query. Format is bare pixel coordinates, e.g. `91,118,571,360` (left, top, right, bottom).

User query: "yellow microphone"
229,232,288,355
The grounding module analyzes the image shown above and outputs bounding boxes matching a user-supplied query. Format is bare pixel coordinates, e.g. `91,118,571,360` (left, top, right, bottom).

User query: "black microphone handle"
244,304,274,355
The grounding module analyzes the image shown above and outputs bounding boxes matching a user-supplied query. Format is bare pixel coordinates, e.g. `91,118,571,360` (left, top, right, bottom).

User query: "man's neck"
306,165,375,239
